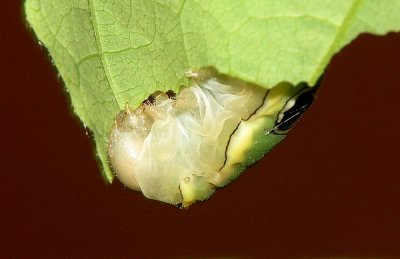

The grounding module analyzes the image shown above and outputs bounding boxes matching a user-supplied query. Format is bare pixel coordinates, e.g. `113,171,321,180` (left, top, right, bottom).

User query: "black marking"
143,94,156,105
218,89,270,171
265,73,324,136
243,89,270,121
166,90,176,99
269,86,317,135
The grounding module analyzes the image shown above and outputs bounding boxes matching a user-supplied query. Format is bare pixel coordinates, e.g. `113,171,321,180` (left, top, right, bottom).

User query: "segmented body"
108,69,317,206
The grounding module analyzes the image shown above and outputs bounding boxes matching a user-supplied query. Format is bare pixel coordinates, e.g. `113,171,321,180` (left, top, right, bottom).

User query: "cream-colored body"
108,69,313,206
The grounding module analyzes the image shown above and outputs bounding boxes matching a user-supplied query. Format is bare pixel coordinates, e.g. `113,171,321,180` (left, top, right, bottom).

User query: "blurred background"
1,2,400,257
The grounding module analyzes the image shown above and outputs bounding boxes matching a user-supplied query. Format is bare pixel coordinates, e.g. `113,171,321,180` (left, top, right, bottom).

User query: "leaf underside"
25,0,400,182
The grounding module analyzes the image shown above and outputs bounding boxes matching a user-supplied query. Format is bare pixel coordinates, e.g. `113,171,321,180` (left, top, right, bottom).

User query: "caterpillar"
108,68,318,207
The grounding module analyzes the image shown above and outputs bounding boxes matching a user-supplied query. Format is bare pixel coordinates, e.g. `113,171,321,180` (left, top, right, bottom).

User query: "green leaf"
25,0,400,182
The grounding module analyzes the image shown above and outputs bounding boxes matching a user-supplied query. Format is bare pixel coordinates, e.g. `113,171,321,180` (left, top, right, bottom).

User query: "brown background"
2,2,400,258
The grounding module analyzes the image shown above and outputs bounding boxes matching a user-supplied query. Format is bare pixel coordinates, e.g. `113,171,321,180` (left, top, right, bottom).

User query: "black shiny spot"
274,88,316,134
